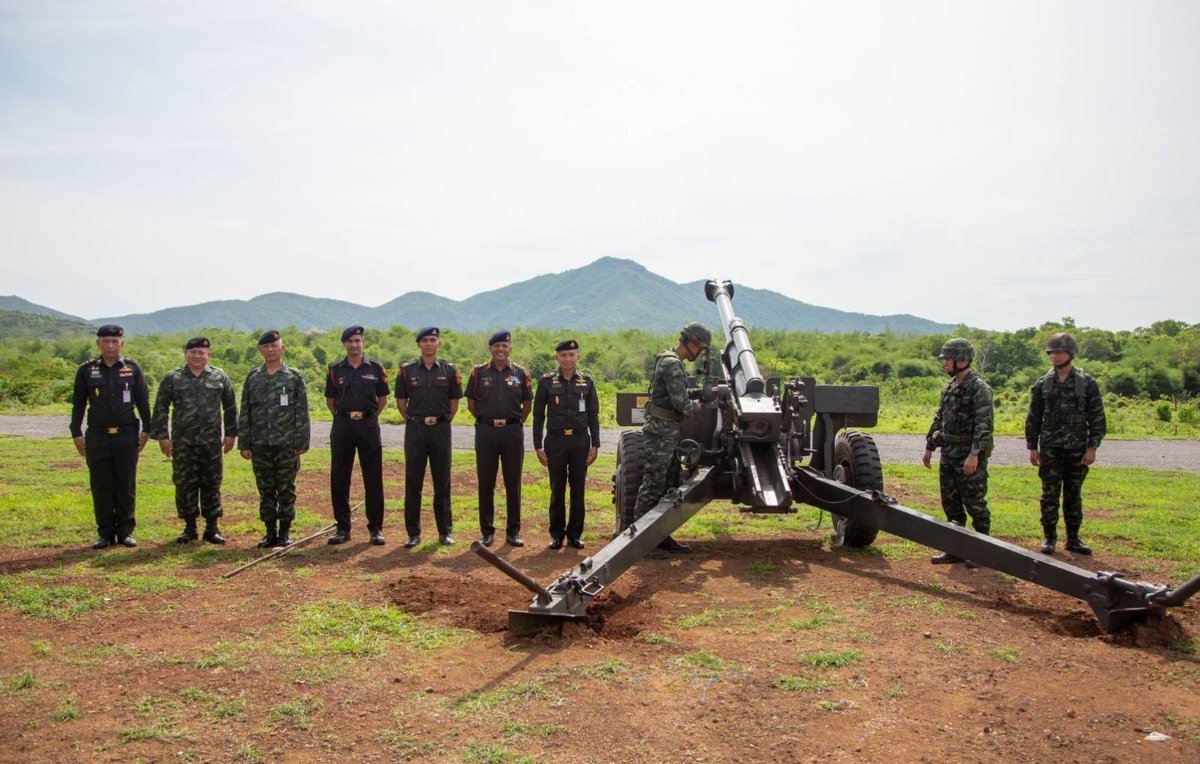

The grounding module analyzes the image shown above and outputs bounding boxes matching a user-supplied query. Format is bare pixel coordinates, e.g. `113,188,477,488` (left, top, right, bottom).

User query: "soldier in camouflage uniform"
1025,332,1106,555
238,331,311,549
633,322,711,557
923,338,994,567
152,337,238,544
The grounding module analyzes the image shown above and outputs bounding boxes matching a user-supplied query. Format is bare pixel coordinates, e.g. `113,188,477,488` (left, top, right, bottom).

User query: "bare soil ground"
1,471,1198,763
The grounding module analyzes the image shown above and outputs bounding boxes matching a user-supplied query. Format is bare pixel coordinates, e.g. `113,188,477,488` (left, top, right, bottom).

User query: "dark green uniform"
1025,368,1106,541
633,350,693,518
151,366,238,522
237,362,310,526
533,369,601,542
925,369,994,534
70,356,151,541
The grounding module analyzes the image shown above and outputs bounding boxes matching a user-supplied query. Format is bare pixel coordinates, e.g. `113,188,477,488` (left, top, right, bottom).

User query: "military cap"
96,324,124,338
937,338,974,362
555,339,579,352
488,330,512,346
680,322,713,348
257,330,281,346
416,326,440,342
341,325,365,342
184,337,210,350
1045,332,1079,355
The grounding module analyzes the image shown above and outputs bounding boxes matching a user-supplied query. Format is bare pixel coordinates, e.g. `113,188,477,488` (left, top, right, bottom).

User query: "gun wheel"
831,430,882,548
612,430,645,535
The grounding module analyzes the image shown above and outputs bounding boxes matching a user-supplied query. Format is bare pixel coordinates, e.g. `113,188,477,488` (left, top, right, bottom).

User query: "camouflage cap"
680,322,712,349
937,338,974,362
1045,332,1078,355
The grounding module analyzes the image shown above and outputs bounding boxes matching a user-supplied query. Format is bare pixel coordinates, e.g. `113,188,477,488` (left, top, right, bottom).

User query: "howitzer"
476,280,1200,633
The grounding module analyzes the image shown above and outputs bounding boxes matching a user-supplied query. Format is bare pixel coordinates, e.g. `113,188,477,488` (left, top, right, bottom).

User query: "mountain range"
2,258,956,336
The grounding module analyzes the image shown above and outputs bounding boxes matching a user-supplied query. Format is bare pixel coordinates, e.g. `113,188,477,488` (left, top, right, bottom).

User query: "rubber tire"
613,430,645,535
831,430,882,548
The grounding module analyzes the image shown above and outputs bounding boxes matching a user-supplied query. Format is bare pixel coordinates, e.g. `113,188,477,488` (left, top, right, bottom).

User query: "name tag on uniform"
280,393,289,407
123,388,132,403
578,397,586,412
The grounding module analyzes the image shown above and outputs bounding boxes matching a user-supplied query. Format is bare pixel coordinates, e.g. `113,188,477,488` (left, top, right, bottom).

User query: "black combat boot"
930,552,964,565
176,519,199,544
659,535,691,554
257,522,278,549
1065,537,1092,555
203,520,226,545
1039,537,1056,554
275,521,292,548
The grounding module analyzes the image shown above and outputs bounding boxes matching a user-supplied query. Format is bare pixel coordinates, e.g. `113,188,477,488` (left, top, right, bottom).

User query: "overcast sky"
1,1,1197,331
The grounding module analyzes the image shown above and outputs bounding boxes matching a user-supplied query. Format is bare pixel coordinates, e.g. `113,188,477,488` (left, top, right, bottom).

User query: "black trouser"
545,431,589,541
330,415,385,534
85,433,139,540
475,423,524,536
404,420,453,537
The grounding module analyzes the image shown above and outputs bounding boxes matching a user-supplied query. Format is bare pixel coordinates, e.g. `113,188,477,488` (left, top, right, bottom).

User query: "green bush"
1155,402,1172,423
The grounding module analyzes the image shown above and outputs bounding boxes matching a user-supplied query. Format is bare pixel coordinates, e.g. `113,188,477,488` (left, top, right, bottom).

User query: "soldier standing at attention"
533,339,600,550
465,330,532,547
633,322,711,557
70,324,151,549
152,337,238,544
395,326,462,548
1025,332,1106,555
922,338,994,567
324,325,390,546
238,331,311,549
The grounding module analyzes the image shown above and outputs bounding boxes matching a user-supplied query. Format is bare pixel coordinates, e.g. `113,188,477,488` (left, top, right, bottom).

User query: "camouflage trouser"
633,417,681,519
938,450,990,534
172,443,224,521
250,445,301,525
1038,447,1089,539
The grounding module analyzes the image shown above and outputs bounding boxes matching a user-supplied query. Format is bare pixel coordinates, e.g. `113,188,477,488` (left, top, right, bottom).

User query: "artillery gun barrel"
705,279,765,396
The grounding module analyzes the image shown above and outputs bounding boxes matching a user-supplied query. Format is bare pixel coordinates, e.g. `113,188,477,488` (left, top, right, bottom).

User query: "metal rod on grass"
221,500,364,579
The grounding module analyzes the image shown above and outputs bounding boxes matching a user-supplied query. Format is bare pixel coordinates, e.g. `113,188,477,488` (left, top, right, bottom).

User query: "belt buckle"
563,428,574,436
349,411,363,420
492,418,506,427
106,426,120,435
424,416,438,426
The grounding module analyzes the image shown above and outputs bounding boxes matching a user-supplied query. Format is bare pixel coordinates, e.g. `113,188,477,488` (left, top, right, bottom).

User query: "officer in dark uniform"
395,326,462,548
533,339,600,549
69,324,151,549
324,325,390,545
465,330,532,547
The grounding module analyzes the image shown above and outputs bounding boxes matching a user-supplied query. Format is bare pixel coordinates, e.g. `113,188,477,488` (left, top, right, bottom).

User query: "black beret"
555,339,579,352
488,330,512,346
341,325,365,342
96,324,124,338
416,326,439,342
257,330,281,346
184,337,210,350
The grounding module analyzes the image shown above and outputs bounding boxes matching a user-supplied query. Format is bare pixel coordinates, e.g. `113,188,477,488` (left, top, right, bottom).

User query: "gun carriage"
475,280,1200,633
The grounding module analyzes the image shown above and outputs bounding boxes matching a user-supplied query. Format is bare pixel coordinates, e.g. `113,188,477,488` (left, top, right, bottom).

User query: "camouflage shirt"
236,362,310,452
1025,367,1106,451
925,370,994,456
151,365,238,445
646,350,693,421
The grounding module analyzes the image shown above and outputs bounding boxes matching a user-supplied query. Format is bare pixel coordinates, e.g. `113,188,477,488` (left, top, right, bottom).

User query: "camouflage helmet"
1044,332,1079,356
937,338,974,362
680,322,712,349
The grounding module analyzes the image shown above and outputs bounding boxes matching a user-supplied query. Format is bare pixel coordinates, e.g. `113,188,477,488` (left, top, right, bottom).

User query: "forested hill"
6,258,957,336
0,309,96,340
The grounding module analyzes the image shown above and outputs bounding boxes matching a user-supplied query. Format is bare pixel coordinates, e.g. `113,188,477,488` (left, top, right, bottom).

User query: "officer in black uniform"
395,326,462,548
69,324,151,549
533,339,600,549
465,330,532,547
324,325,390,545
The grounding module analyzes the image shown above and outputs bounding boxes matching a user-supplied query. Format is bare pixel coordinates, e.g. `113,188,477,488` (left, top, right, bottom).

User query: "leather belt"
548,428,581,436
338,410,375,420
644,403,684,423
409,414,449,425
478,418,522,427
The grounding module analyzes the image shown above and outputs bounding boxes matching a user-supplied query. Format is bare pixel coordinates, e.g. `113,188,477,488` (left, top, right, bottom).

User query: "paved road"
7,414,1197,472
